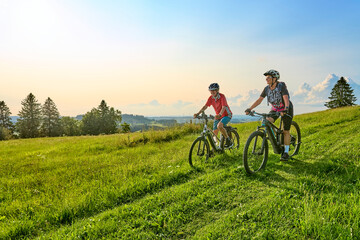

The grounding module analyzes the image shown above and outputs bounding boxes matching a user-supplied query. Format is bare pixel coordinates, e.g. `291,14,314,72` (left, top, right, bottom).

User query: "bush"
0,127,13,140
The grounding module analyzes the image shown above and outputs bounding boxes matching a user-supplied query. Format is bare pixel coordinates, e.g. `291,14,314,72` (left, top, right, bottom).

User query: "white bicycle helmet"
264,69,280,80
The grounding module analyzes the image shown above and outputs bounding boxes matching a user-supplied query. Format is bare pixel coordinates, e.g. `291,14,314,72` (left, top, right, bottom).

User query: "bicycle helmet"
263,69,280,80
208,83,219,91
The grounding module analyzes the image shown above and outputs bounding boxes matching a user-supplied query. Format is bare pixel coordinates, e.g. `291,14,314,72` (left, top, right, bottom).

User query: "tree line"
0,77,356,140
0,93,124,140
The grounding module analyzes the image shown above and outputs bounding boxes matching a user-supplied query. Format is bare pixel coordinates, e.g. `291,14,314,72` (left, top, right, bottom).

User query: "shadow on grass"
246,151,360,197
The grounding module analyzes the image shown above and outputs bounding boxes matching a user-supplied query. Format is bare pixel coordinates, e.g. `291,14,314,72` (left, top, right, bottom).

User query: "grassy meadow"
0,106,360,239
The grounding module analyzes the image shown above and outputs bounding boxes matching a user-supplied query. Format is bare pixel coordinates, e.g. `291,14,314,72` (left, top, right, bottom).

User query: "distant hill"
75,114,158,125
10,113,255,126
75,115,83,121
149,115,255,124
10,116,20,123
75,114,153,124
121,114,153,125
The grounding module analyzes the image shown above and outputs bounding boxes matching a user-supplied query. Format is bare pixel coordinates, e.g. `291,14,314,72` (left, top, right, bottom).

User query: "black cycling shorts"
269,102,293,131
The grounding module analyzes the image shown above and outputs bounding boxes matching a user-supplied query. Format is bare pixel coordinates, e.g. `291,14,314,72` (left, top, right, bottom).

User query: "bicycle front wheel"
243,131,268,174
189,137,210,167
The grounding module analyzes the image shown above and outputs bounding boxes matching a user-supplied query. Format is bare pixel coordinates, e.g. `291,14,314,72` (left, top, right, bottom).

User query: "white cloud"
292,74,360,106
226,89,269,114
227,90,261,107
149,100,161,106
120,99,200,116
171,100,192,108
294,83,311,96
291,74,360,113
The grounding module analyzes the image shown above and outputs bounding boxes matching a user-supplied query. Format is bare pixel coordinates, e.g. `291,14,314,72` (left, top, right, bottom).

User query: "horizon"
1,1,360,116
9,104,347,119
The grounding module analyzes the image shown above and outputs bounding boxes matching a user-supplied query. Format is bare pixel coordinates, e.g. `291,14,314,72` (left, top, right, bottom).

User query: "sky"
1,0,360,116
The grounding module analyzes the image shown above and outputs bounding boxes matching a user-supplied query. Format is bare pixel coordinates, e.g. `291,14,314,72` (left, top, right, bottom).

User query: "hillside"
0,106,359,239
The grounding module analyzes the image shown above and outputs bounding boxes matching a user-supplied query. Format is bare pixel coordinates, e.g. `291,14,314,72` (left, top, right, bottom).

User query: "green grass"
0,106,359,239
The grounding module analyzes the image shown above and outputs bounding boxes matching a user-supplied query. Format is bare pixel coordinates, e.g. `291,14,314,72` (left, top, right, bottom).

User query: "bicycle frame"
254,113,284,154
199,115,223,152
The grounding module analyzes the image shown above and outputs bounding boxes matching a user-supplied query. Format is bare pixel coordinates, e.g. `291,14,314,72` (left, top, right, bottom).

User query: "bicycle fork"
197,137,207,156
252,131,267,155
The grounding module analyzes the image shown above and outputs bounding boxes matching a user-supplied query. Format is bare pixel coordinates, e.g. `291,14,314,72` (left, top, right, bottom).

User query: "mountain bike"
189,112,240,167
243,111,301,174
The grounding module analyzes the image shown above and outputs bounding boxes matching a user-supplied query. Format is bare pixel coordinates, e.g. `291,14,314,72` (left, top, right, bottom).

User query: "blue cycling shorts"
213,116,231,130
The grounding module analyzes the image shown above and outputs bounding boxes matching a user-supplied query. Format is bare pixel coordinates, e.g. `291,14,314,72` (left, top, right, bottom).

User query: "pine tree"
325,77,357,109
41,97,61,137
98,100,110,134
0,101,14,129
16,93,42,138
98,100,122,134
0,101,14,140
120,122,131,133
81,100,122,135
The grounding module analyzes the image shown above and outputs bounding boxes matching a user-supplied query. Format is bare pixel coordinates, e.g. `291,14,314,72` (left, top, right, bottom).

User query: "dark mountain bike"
243,111,301,174
189,112,240,167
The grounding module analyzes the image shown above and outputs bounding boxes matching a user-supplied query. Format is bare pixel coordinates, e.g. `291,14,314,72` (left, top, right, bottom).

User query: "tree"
325,77,357,109
81,100,122,135
16,93,42,138
81,108,100,135
120,122,131,133
0,101,14,140
98,100,122,134
60,117,81,136
41,97,62,137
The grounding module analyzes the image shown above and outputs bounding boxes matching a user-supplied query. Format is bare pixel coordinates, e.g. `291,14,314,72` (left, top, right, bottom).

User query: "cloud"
226,89,272,114
292,74,360,106
171,100,193,108
294,82,311,96
120,99,199,116
227,90,261,107
149,100,161,106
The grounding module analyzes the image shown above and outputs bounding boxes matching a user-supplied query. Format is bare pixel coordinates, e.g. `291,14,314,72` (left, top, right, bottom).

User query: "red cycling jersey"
206,93,232,118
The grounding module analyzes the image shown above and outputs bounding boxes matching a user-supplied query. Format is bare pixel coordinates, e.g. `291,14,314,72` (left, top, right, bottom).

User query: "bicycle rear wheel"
243,131,268,174
228,129,240,149
288,121,301,157
189,137,210,167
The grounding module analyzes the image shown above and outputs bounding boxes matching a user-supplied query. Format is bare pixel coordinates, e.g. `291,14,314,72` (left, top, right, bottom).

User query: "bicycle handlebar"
249,111,292,119
194,112,215,120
